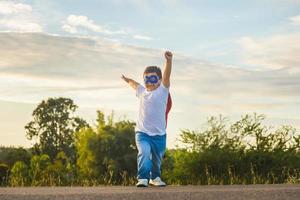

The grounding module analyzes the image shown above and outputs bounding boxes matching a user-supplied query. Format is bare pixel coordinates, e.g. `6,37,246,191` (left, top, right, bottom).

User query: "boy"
121,51,173,187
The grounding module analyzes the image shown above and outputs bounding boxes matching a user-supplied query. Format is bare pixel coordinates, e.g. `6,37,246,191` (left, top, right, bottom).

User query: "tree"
0,146,31,168
75,110,137,185
29,154,51,186
45,151,75,186
9,161,29,186
165,113,300,185
0,163,9,186
25,97,89,163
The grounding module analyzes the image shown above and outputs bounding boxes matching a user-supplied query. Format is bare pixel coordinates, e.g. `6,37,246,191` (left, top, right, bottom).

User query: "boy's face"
143,72,161,91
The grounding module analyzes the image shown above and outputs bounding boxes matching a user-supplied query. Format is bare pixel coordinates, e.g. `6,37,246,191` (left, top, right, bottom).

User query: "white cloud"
133,34,153,40
290,14,300,25
62,15,152,40
0,32,299,148
0,1,42,32
238,33,300,70
62,15,127,35
237,14,300,71
0,32,299,114
0,18,42,32
0,32,162,106
61,24,77,34
0,1,32,15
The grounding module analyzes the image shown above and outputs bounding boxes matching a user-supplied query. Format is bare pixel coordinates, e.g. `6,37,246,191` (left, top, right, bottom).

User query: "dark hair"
143,66,162,79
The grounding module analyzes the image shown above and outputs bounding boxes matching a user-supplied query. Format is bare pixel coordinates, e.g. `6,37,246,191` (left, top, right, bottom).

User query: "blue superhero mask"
144,75,159,84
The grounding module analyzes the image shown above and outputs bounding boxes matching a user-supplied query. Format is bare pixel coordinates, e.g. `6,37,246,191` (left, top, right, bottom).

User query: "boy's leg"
135,132,152,180
150,134,166,179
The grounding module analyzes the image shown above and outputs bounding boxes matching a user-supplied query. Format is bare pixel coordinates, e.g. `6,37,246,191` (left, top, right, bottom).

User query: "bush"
9,161,29,186
0,163,9,186
162,114,300,185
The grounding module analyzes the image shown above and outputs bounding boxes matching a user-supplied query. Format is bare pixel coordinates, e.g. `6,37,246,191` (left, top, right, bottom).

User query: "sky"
0,0,300,148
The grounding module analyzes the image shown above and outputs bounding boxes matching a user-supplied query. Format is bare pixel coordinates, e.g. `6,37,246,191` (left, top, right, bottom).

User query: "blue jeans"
135,131,166,180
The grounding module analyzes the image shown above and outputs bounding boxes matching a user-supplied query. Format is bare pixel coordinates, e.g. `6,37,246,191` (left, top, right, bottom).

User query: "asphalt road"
0,184,299,200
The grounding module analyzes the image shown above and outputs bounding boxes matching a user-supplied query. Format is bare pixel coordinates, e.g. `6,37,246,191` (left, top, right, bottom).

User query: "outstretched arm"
162,51,173,88
121,74,140,90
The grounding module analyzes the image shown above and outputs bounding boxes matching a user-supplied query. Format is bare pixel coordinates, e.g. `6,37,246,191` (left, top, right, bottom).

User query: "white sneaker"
136,179,148,187
149,177,166,187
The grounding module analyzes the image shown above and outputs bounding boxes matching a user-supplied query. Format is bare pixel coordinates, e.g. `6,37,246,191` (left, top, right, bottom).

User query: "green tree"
0,163,9,186
0,146,31,168
75,127,99,181
29,154,51,186
163,113,300,185
25,97,89,162
9,161,29,186
75,110,137,185
45,151,75,186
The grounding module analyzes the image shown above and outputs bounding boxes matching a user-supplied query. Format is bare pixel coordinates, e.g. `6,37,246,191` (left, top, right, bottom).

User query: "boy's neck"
146,84,160,91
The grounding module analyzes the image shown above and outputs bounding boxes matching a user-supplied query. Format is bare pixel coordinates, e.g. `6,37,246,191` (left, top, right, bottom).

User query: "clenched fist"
165,51,173,61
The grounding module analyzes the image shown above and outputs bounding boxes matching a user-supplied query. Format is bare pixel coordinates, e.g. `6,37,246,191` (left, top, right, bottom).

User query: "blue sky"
0,0,300,148
31,0,300,59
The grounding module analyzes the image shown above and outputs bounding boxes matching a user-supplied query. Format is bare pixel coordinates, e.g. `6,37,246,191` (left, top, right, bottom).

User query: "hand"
121,74,130,83
164,51,173,61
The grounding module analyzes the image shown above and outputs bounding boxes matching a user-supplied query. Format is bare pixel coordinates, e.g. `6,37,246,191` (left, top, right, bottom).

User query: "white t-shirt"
135,83,169,136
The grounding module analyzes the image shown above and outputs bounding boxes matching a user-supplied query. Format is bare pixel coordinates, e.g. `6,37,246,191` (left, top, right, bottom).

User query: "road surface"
0,184,299,200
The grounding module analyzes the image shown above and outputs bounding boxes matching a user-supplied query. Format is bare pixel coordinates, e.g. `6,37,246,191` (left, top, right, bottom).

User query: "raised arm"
162,51,173,88
121,74,140,90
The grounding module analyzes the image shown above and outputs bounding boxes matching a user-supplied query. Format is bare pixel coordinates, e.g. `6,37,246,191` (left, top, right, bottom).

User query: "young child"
121,51,173,187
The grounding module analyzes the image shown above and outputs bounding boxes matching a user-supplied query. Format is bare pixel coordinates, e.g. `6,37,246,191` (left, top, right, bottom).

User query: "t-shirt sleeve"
160,82,170,92
136,84,145,98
